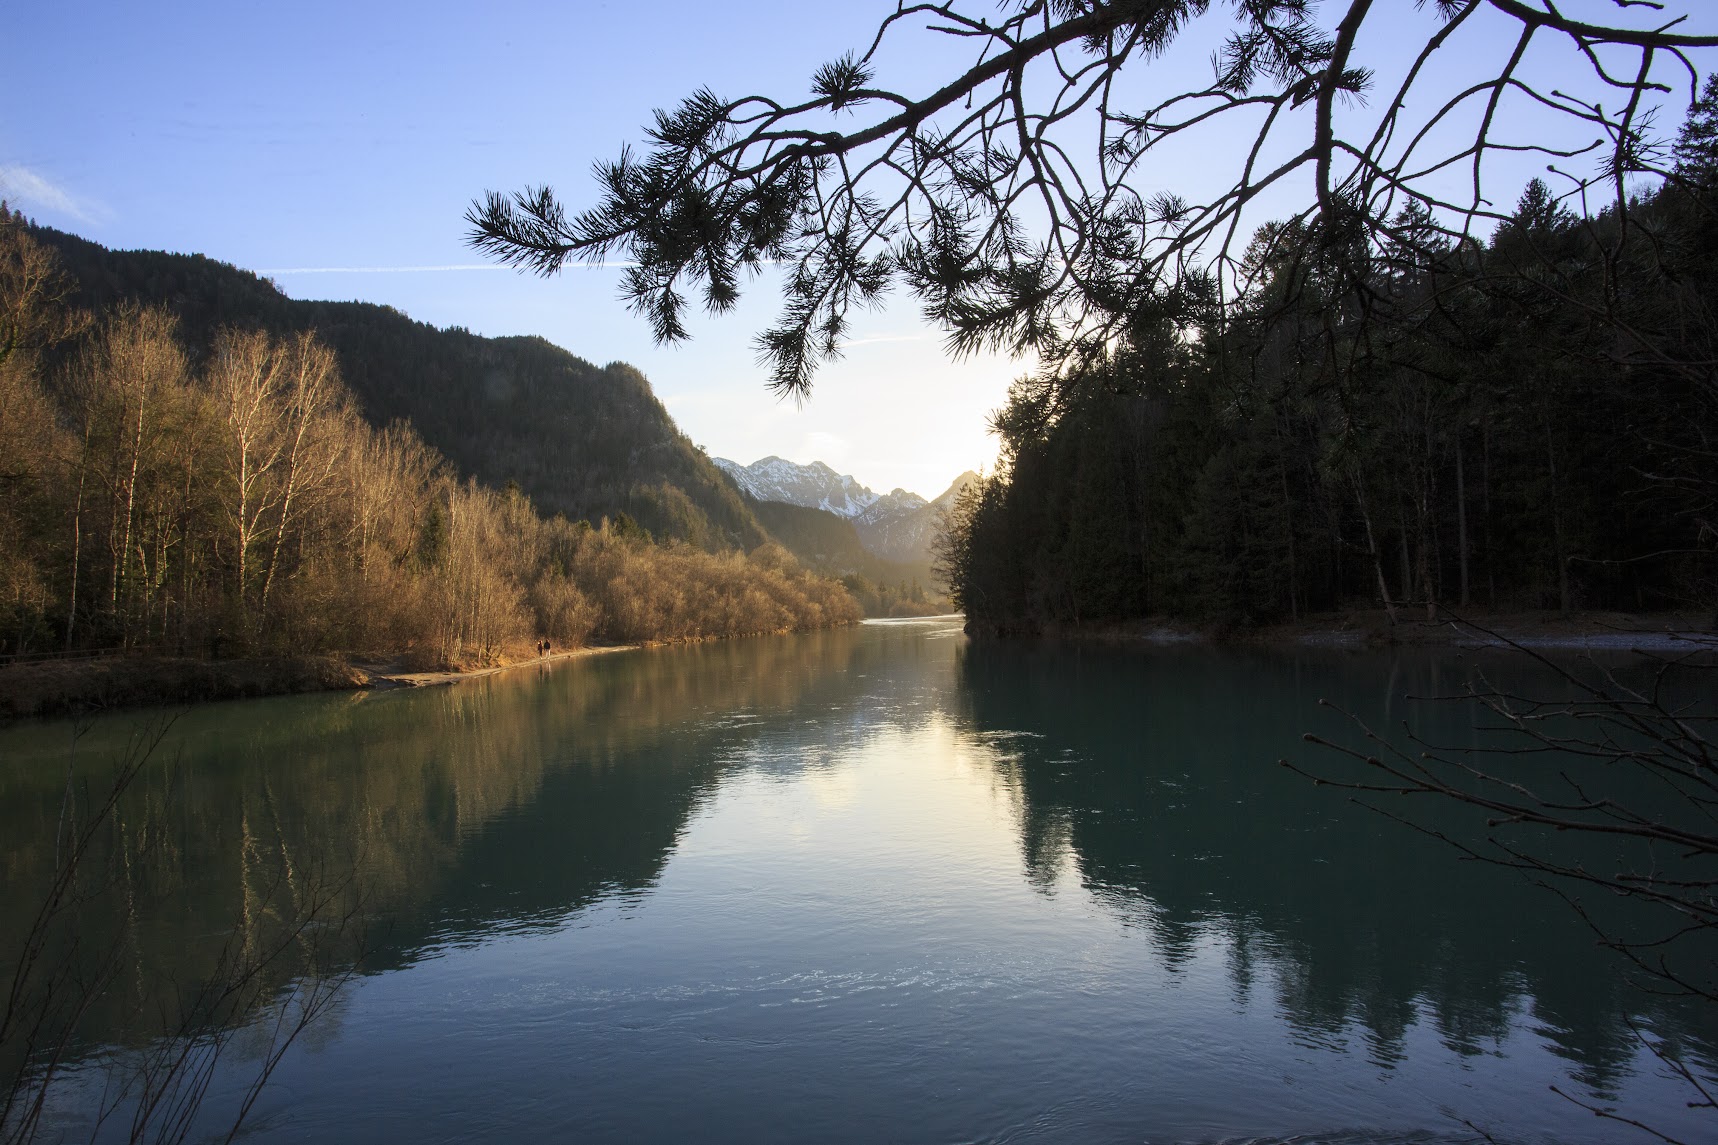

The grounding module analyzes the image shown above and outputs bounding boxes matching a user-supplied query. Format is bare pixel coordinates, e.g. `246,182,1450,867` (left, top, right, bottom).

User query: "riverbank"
973,609,1717,653
351,644,640,690
0,644,638,722
1269,608,1715,651
10,610,1710,722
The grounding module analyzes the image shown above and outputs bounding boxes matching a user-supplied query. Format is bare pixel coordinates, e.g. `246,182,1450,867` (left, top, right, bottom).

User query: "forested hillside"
743,496,944,617
853,473,978,567
0,211,857,666
715,456,976,598
745,497,927,584
939,89,1718,635
27,226,765,550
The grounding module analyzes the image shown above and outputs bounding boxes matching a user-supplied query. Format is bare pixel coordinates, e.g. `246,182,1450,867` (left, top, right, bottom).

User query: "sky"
3,1,1704,498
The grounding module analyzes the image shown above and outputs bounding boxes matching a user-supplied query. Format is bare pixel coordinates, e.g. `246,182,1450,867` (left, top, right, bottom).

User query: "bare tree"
207,329,347,642
0,207,87,370
209,330,290,636
0,221,81,648
256,333,344,617
67,307,191,646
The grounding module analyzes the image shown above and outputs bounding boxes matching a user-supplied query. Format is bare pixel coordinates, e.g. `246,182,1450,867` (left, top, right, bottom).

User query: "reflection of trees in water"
23,621,1693,1130
0,627,869,1061
952,639,1716,1095
1,719,359,1145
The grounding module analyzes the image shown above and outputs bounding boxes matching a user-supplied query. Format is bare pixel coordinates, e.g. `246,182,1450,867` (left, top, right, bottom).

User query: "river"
0,617,1711,1143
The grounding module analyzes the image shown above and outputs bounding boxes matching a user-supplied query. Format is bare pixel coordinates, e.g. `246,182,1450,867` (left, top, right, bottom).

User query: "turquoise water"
0,617,1710,1143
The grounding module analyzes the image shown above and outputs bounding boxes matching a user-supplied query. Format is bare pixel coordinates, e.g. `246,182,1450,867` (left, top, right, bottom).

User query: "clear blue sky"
5,1,1705,497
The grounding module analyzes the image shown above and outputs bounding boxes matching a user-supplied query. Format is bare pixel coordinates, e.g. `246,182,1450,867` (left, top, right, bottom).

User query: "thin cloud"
0,163,101,223
260,256,798,276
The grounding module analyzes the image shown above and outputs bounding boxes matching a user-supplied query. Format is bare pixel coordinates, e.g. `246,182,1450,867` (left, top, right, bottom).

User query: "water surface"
1,618,1711,1143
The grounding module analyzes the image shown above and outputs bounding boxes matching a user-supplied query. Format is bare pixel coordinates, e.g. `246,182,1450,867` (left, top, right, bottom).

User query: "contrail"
840,332,933,348
258,261,645,275
257,264,511,275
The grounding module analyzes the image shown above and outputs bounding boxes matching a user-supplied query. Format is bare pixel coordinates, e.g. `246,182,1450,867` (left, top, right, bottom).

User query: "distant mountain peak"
714,456,970,567
932,471,980,510
713,456,881,519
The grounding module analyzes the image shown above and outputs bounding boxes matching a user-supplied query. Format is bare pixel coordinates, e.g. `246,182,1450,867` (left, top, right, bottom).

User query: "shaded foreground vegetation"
938,90,1718,636
0,209,858,680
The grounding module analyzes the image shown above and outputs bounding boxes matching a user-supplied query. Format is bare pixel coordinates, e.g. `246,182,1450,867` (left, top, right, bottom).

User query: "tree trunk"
64,422,89,650
1456,430,1470,608
1354,474,1398,624
259,433,304,619
1397,518,1412,612
260,339,334,619
1483,423,1496,607
115,386,147,644
1276,413,1299,622
1418,420,1437,622
1545,417,1570,613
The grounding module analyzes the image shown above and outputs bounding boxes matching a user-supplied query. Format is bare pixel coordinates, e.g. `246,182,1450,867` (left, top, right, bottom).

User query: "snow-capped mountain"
713,456,880,518
715,456,979,567
854,473,979,564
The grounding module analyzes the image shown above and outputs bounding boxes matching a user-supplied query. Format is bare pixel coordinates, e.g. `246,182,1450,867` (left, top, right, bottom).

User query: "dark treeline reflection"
0,627,873,1061
951,639,1716,1094
10,619,1710,1136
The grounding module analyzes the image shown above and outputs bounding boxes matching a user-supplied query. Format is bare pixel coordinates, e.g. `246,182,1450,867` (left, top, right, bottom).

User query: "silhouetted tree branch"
1286,621,1717,1140
468,0,1717,396
1,719,364,1145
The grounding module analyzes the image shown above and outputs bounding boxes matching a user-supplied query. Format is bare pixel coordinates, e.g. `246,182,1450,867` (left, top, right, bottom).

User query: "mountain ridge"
713,456,881,518
714,456,978,567
28,225,768,552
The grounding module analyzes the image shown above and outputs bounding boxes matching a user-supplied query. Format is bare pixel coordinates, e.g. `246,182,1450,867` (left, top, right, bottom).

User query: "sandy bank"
352,644,639,690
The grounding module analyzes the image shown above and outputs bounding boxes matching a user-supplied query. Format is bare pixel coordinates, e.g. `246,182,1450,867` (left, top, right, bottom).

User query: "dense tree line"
938,87,1718,634
743,495,948,616
838,574,941,619
0,213,857,664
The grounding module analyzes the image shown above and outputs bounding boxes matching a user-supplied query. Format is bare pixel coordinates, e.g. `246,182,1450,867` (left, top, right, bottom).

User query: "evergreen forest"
742,496,947,617
937,85,1718,635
